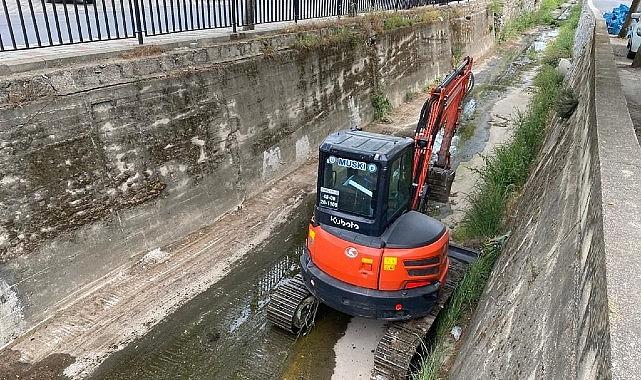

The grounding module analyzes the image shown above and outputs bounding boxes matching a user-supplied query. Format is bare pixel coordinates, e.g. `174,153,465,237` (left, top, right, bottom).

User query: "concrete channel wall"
0,2,500,347
452,5,641,380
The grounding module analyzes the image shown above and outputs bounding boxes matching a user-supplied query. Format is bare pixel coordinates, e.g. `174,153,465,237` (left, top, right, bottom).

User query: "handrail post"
243,0,255,31
133,0,144,44
231,0,238,34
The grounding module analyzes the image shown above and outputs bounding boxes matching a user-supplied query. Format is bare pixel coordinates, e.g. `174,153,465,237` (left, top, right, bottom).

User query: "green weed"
490,0,504,15
457,119,476,142
293,27,365,51
405,90,419,103
383,14,415,30
499,0,565,43
372,90,392,121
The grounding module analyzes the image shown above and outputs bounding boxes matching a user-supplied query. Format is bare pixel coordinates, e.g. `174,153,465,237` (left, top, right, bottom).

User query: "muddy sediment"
0,350,74,380
90,197,321,379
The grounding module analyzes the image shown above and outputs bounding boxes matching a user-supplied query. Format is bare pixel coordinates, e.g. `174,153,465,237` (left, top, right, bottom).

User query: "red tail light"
404,280,430,289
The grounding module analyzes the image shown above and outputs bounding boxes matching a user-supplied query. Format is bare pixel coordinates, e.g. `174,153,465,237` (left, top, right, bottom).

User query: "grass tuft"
372,90,392,121
293,27,365,51
499,0,565,43
383,14,415,30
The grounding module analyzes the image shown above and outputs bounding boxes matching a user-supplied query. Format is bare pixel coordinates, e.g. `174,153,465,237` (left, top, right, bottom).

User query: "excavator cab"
301,130,449,320
315,130,414,237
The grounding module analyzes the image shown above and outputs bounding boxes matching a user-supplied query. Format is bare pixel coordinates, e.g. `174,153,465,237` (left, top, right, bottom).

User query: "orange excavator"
267,57,476,377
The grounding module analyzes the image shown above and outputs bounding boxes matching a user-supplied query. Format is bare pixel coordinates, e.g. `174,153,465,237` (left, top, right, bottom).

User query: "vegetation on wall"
293,27,365,51
371,90,392,121
499,0,567,42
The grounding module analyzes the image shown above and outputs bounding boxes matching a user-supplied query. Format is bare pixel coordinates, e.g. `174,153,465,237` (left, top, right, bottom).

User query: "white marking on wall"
152,118,171,127
262,147,282,178
191,136,208,164
0,279,25,347
140,248,170,266
348,97,362,130
0,175,19,186
0,227,9,248
295,135,311,161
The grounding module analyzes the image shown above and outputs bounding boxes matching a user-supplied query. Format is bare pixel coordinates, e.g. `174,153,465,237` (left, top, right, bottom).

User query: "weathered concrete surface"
0,0,499,353
0,161,316,379
452,5,641,379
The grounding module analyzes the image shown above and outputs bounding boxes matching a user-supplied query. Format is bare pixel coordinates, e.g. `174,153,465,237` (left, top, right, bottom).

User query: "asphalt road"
592,0,631,13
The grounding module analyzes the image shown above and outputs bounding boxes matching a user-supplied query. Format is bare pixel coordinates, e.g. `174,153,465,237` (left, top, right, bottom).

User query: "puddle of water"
533,29,560,52
90,195,348,380
463,98,477,119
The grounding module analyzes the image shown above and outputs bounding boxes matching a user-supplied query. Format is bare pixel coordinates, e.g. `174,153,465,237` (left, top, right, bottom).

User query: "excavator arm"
410,56,475,210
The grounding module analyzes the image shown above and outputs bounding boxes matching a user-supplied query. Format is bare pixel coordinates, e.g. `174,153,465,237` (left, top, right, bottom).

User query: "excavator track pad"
266,274,318,335
372,244,478,379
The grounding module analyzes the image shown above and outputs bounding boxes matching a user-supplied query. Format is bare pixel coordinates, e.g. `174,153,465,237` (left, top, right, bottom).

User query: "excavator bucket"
428,166,456,203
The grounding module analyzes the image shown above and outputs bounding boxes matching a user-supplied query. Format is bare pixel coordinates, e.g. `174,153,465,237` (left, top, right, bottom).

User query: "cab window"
321,155,379,218
386,149,412,221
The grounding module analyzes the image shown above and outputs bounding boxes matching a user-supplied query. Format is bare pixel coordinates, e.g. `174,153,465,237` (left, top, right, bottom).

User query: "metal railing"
0,0,451,52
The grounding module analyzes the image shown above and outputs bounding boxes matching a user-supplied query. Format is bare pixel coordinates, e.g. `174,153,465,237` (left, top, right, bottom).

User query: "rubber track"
266,274,312,334
372,250,476,380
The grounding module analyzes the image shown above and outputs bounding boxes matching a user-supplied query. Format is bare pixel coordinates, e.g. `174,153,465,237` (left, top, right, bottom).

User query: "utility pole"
619,0,640,38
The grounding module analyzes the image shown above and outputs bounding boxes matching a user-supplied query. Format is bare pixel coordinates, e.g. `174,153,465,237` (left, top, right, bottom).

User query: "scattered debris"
603,4,630,35
556,87,579,119
139,248,170,266
557,58,572,77
451,326,462,341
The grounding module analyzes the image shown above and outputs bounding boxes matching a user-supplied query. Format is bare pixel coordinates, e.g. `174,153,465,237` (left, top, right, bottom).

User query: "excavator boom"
411,56,474,210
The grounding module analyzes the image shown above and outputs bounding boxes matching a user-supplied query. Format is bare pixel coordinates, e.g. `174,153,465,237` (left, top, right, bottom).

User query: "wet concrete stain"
89,195,348,380
281,311,350,380
0,350,74,380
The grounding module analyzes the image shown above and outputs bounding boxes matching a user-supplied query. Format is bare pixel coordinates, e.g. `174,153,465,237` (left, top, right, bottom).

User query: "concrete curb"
593,15,641,380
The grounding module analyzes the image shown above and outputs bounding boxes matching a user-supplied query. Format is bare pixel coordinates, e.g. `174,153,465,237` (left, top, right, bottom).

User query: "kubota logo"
329,216,360,230
345,247,358,258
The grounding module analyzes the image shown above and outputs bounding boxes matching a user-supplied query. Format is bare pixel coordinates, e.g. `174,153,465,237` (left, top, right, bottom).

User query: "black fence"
0,0,452,52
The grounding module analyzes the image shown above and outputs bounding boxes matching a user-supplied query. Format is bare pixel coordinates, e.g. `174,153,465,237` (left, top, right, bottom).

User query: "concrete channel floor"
0,163,317,379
